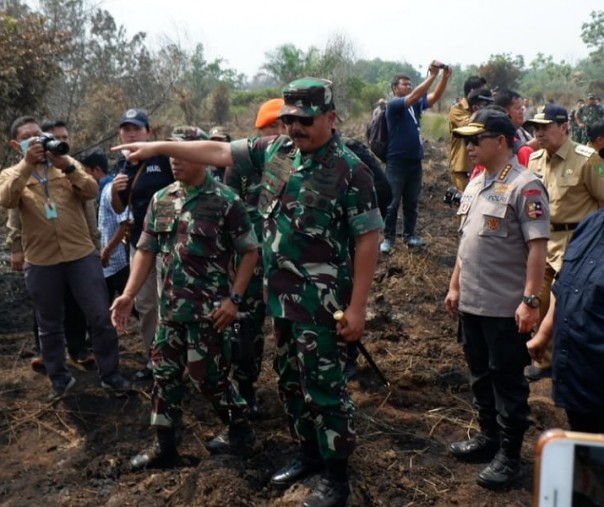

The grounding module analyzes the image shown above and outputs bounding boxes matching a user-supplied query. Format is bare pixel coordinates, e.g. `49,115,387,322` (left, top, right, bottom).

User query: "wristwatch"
522,294,542,309
229,293,243,305
63,164,76,175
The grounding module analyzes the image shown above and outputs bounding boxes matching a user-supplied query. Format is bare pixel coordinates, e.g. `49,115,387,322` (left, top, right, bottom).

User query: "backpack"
366,107,388,163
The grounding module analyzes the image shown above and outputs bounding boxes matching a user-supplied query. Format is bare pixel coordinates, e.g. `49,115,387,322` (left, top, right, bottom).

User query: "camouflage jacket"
232,133,383,326
138,176,258,322
577,103,604,128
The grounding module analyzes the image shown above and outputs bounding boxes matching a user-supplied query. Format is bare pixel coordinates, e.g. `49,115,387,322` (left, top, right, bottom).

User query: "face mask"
19,137,34,154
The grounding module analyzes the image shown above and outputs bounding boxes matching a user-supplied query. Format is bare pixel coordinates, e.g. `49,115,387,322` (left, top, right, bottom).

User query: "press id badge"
44,200,58,219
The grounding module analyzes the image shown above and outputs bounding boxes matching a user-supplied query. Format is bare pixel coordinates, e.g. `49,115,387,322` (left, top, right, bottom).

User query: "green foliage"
0,5,70,157
479,53,524,92
421,113,449,142
581,10,604,60
519,53,576,105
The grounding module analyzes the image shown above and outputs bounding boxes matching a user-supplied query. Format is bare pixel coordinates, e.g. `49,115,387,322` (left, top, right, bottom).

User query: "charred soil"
0,139,565,507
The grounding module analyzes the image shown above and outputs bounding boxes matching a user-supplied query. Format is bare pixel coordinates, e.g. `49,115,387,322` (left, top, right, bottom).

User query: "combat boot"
302,459,350,507
450,431,499,463
476,436,522,490
206,421,256,455
131,427,179,470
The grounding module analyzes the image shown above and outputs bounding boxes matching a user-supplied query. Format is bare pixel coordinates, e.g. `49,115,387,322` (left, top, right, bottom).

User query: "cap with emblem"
280,77,335,118
526,103,569,125
168,125,209,142
452,109,516,138
119,108,150,128
208,126,231,141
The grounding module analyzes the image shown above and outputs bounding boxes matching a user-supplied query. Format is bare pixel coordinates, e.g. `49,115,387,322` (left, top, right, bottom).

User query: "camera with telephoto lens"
37,133,69,155
443,186,462,207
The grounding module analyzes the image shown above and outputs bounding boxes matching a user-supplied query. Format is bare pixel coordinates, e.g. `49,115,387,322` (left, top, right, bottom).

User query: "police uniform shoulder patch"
575,144,595,158
529,149,545,160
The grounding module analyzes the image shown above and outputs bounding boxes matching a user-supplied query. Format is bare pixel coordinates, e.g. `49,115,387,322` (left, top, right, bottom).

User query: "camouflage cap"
280,77,335,118
168,125,209,141
208,126,230,141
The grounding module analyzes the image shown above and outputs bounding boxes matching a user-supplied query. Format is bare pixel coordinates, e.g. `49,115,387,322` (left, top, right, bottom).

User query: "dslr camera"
38,133,69,155
443,186,462,207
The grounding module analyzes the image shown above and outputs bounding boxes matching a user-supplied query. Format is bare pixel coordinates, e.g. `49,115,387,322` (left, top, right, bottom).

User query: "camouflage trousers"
149,320,248,428
273,317,355,460
231,273,266,385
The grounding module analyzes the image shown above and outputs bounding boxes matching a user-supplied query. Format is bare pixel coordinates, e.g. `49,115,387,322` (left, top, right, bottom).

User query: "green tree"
479,53,524,92
581,10,604,60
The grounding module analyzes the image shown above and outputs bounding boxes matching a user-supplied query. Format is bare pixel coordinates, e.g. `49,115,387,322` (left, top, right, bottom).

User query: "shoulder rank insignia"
498,164,512,181
575,144,595,158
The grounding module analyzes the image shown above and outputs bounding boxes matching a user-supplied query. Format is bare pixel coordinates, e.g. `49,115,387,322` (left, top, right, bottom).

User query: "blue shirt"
386,95,428,160
552,209,604,412
99,182,130,277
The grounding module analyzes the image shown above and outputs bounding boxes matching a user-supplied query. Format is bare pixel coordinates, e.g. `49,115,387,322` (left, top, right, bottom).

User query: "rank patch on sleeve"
526,201,544,219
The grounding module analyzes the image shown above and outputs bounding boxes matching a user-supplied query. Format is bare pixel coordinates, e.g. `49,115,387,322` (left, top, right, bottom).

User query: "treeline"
1,0,603,166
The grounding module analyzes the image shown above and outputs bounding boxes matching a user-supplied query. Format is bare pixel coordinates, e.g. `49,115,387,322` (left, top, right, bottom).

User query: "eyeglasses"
463,134,502,146
281,115,315,127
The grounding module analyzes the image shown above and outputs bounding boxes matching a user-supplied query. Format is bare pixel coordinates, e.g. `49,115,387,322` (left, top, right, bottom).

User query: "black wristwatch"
63,164,76,175
229,293,243,305
522,294,542,309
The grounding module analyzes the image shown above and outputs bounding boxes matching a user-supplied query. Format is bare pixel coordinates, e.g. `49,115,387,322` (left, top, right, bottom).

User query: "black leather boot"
131,427,179,470
476,436,522,490
450,431,499,463
206,421,256,455
302,459,350,507
270,454,323,488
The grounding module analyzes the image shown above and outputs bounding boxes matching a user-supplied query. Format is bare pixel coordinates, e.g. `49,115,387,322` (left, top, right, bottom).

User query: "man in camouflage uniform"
113,78,383,507
524,104,604,382
111,126,259,470
221,99,287,418
577,94,604,144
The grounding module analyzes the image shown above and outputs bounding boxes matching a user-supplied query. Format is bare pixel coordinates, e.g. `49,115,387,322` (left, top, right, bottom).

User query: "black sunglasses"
281,115,315,127
463,133,501,146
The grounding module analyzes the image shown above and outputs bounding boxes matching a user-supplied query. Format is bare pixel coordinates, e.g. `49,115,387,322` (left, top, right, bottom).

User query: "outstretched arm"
112,140,234,167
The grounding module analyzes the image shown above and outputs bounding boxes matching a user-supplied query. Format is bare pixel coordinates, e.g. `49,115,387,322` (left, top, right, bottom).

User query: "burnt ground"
0,139,566,507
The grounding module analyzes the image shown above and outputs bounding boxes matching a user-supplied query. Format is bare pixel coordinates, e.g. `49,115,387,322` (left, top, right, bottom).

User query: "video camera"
443,186,462,207
38,133,69,155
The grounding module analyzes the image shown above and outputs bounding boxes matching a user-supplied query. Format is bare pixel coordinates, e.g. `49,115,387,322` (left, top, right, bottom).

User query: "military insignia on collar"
498,164,512,181
526,201,544,219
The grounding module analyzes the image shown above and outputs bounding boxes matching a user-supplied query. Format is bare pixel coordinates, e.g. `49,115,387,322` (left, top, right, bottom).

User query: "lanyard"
31,163,51,199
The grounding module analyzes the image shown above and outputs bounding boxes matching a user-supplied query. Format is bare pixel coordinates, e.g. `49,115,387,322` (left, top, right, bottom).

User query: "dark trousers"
105,265,130,305
384,158,423,240
566,410,604,434
459,313,531,436
33,285,88,358
24,253,120,383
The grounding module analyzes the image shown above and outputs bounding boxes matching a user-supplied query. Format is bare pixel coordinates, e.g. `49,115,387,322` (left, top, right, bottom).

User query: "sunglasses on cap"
463,133,502,146
281,115,316,127
283,85,332,110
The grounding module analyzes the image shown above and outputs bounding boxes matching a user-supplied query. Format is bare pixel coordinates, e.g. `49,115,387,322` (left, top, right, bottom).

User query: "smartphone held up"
535,429,604,507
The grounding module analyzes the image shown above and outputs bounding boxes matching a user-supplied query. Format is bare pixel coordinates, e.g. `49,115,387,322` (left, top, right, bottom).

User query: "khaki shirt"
0,157,98,265
457,159,550,317
6,198,100,252
448,98,472,174
528,138,604,272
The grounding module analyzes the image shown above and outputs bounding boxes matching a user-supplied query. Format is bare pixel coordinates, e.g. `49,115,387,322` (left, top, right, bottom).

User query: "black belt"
550,223,578,232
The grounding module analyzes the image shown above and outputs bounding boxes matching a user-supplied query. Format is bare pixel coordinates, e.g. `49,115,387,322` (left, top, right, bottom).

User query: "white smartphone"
534,429,604,507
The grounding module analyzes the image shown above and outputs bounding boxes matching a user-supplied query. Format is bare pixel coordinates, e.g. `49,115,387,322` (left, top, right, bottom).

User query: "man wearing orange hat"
255,98,286,136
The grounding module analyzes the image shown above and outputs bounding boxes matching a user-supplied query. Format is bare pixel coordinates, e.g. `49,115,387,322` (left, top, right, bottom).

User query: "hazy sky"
97,1,601,77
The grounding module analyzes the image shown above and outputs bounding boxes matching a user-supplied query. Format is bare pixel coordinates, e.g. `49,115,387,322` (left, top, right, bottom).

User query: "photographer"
380,61,451,254
0,116,131,399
